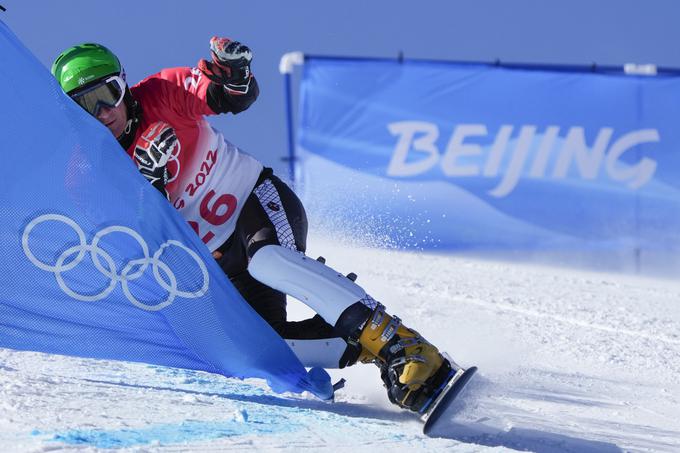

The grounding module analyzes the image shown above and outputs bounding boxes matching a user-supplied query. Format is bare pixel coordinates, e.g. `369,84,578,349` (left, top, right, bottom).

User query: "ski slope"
1,232,679,452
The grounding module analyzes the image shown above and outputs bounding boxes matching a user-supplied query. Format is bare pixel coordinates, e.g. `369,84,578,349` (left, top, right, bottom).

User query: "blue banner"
297,57,680,272
0,20,331,399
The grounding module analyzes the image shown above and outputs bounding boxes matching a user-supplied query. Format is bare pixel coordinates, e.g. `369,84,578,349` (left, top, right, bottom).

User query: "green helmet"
51,43,124,94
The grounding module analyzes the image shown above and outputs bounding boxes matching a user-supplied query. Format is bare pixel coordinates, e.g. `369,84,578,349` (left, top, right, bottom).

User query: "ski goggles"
69,75,126,117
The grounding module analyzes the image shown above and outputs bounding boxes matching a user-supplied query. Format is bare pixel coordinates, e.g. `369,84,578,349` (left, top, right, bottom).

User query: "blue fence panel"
296,56,680,272
0,20,331,399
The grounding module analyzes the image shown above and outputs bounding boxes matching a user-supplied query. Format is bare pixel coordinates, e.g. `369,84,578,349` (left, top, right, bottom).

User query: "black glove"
133,122,177,198
198,36,253,95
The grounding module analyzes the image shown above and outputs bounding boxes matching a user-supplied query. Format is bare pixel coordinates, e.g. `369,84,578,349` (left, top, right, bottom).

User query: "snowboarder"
51,39,457,413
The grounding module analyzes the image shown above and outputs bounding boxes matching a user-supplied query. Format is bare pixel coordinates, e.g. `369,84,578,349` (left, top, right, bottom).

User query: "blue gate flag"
296,56,680,273
0,20,331,399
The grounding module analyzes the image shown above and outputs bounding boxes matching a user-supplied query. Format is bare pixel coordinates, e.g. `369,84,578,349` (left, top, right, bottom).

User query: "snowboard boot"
338,302,453,412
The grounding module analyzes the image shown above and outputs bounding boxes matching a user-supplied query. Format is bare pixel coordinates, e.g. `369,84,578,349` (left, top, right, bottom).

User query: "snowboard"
420,364,477,436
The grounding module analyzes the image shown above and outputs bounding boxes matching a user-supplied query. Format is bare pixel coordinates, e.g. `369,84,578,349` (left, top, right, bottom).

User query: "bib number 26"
188,190,237,244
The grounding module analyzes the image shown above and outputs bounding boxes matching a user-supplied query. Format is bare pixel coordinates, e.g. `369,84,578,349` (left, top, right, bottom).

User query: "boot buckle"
380,316,401,342
388,337,420,355
388,356,409,369
370,304,386,330
388,353,426,371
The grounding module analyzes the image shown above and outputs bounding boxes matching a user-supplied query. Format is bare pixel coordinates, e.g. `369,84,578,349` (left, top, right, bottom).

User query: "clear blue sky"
3,0,679,178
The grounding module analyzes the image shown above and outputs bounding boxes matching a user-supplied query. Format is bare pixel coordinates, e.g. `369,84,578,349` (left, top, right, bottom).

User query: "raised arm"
197,36,259,114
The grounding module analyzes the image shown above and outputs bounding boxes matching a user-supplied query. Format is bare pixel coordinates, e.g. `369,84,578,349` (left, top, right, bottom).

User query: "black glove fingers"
217,41,251,62
156,128,177,152
158,127,175,143
134,124,177,194
223,40,240,55
202,37,254,94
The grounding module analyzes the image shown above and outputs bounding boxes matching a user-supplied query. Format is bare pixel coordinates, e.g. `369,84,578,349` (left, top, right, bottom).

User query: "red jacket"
127,66,263,251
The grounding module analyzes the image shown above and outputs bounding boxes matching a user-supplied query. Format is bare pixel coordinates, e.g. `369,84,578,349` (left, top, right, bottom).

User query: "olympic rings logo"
21,214,209,311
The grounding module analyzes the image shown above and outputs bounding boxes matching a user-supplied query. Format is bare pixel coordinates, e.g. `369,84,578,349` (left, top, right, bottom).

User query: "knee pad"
248,245,366,325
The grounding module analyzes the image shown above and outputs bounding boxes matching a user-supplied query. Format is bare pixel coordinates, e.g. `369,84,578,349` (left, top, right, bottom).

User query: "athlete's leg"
249,245,452,412
216,170,346,347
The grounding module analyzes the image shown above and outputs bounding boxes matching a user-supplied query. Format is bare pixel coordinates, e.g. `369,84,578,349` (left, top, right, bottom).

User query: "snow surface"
1,232,680,452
